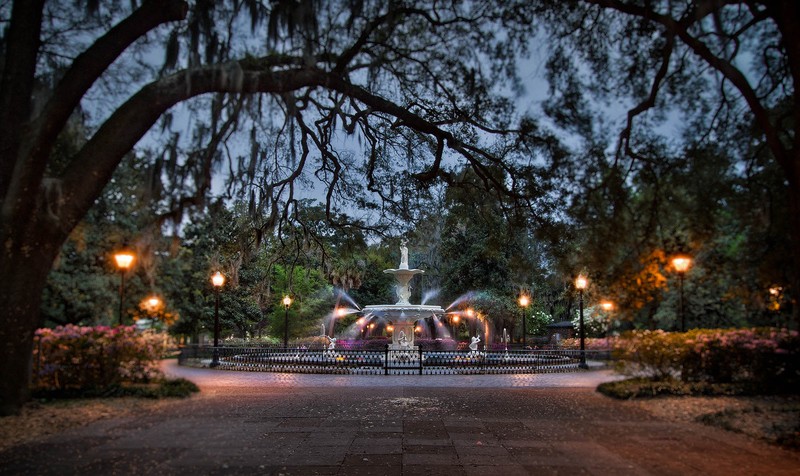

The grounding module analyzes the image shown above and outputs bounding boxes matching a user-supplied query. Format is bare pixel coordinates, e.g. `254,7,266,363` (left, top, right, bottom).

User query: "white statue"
398,330,410,348
400,239,409,269
325,335,337,351
469,335,481,351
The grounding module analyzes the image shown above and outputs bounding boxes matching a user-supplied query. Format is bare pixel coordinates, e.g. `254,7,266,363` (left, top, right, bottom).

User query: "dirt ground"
634,394,800,449
0,397,176,452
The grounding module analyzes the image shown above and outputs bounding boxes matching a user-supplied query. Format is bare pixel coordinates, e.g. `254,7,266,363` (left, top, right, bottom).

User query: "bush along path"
599,328,800,450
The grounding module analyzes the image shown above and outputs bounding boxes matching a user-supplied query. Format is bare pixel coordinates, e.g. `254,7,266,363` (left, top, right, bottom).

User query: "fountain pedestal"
390,321,416,351
361,240,445,351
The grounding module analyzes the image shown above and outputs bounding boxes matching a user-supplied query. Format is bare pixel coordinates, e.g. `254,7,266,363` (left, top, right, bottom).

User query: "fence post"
418,346,423,375
384,344,389,376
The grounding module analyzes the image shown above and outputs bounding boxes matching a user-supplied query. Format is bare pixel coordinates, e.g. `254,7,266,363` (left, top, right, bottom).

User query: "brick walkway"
2,361,798,475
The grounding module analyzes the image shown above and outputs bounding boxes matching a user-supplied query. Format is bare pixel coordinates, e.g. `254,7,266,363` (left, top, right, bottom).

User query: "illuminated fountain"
361,240,445,350
188,240,587,374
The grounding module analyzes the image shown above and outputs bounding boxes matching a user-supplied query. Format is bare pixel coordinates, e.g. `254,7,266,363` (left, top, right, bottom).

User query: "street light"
329,307,347,337
600,300,614,336
575,274,588,369
210,271,225,367
146,296,162,309
466,308,475,338
671,255,692,332
518,294,530,349
282,295,292,348
143,295,162,326
113,250,135,325
451,315,460,340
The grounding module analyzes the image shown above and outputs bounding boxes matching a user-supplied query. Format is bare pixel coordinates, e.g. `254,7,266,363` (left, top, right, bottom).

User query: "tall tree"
0,1,551,413
540,1,800,323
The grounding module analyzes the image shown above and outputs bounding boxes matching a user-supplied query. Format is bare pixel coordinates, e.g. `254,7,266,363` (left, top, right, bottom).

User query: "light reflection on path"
162,359,624,389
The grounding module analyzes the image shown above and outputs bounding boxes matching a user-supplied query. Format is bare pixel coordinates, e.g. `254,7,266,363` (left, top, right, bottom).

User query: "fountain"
361,240,445,350
181,240,588,375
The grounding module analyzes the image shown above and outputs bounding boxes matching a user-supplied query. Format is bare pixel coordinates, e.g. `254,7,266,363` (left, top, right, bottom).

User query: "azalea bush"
32,325,164,392
613,328,800,392
681,328,799,390
559,337,617,351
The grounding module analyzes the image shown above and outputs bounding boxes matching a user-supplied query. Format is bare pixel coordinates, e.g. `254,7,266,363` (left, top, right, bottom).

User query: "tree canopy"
2,0,799,415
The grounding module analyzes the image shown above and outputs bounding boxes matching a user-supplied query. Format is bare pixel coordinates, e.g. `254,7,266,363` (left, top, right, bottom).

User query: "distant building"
546,321,575,342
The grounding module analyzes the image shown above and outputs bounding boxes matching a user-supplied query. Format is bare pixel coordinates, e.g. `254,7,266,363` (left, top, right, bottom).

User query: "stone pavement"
2,361,799,475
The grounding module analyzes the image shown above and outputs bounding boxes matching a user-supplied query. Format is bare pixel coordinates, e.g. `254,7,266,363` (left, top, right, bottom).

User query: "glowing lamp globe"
575,275,588,290
211,271,225,287
519,295,530,307
114,252,135,270
282,295,292,308
672,256,692,274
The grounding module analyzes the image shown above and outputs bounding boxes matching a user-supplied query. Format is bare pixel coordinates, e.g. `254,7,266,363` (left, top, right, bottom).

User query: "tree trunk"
0,226,60,415
787,164,800,330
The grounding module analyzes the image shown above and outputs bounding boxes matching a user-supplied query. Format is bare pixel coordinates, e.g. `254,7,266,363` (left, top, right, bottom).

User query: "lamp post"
451,315,460,340
144,295,162,328
671,255,692,332
601,300,614,337
332,307,347,336
282,295,292,348
210,271,225,367
113,251,135,325
466,308,475,338
518,294,530,349
575,274,588,369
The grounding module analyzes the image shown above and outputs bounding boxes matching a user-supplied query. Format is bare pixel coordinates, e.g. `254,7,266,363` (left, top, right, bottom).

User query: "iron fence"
178,345,612,375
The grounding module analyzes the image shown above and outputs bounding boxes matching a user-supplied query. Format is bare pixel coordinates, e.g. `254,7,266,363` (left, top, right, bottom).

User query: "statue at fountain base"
388,321,419,351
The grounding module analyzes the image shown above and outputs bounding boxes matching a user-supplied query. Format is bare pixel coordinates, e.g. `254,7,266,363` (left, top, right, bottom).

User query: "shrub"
559,337,616,351
613,328,800,392
32,325,164,393
681,328,799,392
415,338,457,351
597,377,749,399
612,330,687,380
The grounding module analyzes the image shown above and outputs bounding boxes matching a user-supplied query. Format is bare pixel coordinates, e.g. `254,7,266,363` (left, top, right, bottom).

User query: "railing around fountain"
178,345,612,375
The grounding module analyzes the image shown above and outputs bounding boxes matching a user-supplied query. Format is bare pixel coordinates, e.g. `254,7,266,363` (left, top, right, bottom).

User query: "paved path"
2,362,799,475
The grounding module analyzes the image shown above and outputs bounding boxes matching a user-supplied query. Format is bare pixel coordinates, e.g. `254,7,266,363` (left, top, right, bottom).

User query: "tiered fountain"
361,240,445,350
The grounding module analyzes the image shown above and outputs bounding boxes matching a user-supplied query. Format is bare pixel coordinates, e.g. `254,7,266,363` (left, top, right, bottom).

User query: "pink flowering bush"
681,328,799,390
32,325,164,392
560,337,617,351
614,328,800,391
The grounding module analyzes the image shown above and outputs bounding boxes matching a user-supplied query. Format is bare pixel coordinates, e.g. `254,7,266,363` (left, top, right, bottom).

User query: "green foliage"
148,378,199,398
40,154,157,326
613,330,694,380
267,264,332,342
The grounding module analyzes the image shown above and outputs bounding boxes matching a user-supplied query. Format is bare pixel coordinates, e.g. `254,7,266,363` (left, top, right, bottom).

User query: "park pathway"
1,361,798,475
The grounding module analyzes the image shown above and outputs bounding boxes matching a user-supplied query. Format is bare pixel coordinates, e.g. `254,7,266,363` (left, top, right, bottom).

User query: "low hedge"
598,377,752,399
